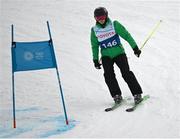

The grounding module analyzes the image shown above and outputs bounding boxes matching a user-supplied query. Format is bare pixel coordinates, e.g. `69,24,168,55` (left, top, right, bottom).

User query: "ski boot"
134,94,142,104
113,95,123,104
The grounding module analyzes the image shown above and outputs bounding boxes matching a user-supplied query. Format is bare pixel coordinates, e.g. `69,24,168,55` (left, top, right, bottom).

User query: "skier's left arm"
114,20,141,57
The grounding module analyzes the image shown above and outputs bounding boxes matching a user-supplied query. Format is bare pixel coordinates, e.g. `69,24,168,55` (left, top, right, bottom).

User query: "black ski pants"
102,54,143,98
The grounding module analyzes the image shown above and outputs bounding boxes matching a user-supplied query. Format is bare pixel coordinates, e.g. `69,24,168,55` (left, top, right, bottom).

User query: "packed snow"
0,0,180,138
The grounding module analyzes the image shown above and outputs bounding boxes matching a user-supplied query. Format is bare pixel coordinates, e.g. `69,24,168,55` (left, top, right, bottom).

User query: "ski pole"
140,20,162,50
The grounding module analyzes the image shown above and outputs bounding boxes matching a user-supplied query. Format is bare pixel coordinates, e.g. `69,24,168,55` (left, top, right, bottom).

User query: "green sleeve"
90,28,99,60
114,20,137,49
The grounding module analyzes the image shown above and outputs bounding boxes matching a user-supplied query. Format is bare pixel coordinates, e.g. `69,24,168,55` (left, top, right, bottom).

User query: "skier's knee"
104,72,116,82
122,71,133,82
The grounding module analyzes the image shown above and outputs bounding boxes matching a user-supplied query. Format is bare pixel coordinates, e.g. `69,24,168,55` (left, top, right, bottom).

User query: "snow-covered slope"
0,0,180,138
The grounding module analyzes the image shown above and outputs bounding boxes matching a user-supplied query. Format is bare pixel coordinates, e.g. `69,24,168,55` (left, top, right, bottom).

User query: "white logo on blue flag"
35,52,44,60
24,52,34,61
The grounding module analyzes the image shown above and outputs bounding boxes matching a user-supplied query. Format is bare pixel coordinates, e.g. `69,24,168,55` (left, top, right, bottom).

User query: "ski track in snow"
0,0,180,138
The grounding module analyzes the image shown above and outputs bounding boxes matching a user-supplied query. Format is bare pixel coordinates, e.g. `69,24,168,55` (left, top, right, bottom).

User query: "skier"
90,7,143,105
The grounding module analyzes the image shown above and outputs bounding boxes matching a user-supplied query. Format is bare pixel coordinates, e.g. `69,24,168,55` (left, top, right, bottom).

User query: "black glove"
133,46,141,57
93,60,101,69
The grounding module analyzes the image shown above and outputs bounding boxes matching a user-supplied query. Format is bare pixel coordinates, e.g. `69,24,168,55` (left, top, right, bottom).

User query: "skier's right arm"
90,28,101,69
91,28,99,60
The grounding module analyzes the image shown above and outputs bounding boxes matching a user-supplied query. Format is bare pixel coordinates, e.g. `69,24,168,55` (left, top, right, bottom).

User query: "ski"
105,101,123,112
126,95,150,112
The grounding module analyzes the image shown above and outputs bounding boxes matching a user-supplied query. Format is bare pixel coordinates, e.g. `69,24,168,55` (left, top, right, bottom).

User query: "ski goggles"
95,15,106,21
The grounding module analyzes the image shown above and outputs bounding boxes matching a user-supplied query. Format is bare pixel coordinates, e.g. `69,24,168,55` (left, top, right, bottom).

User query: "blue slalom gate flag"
12,40,57,72
11,21,69,128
